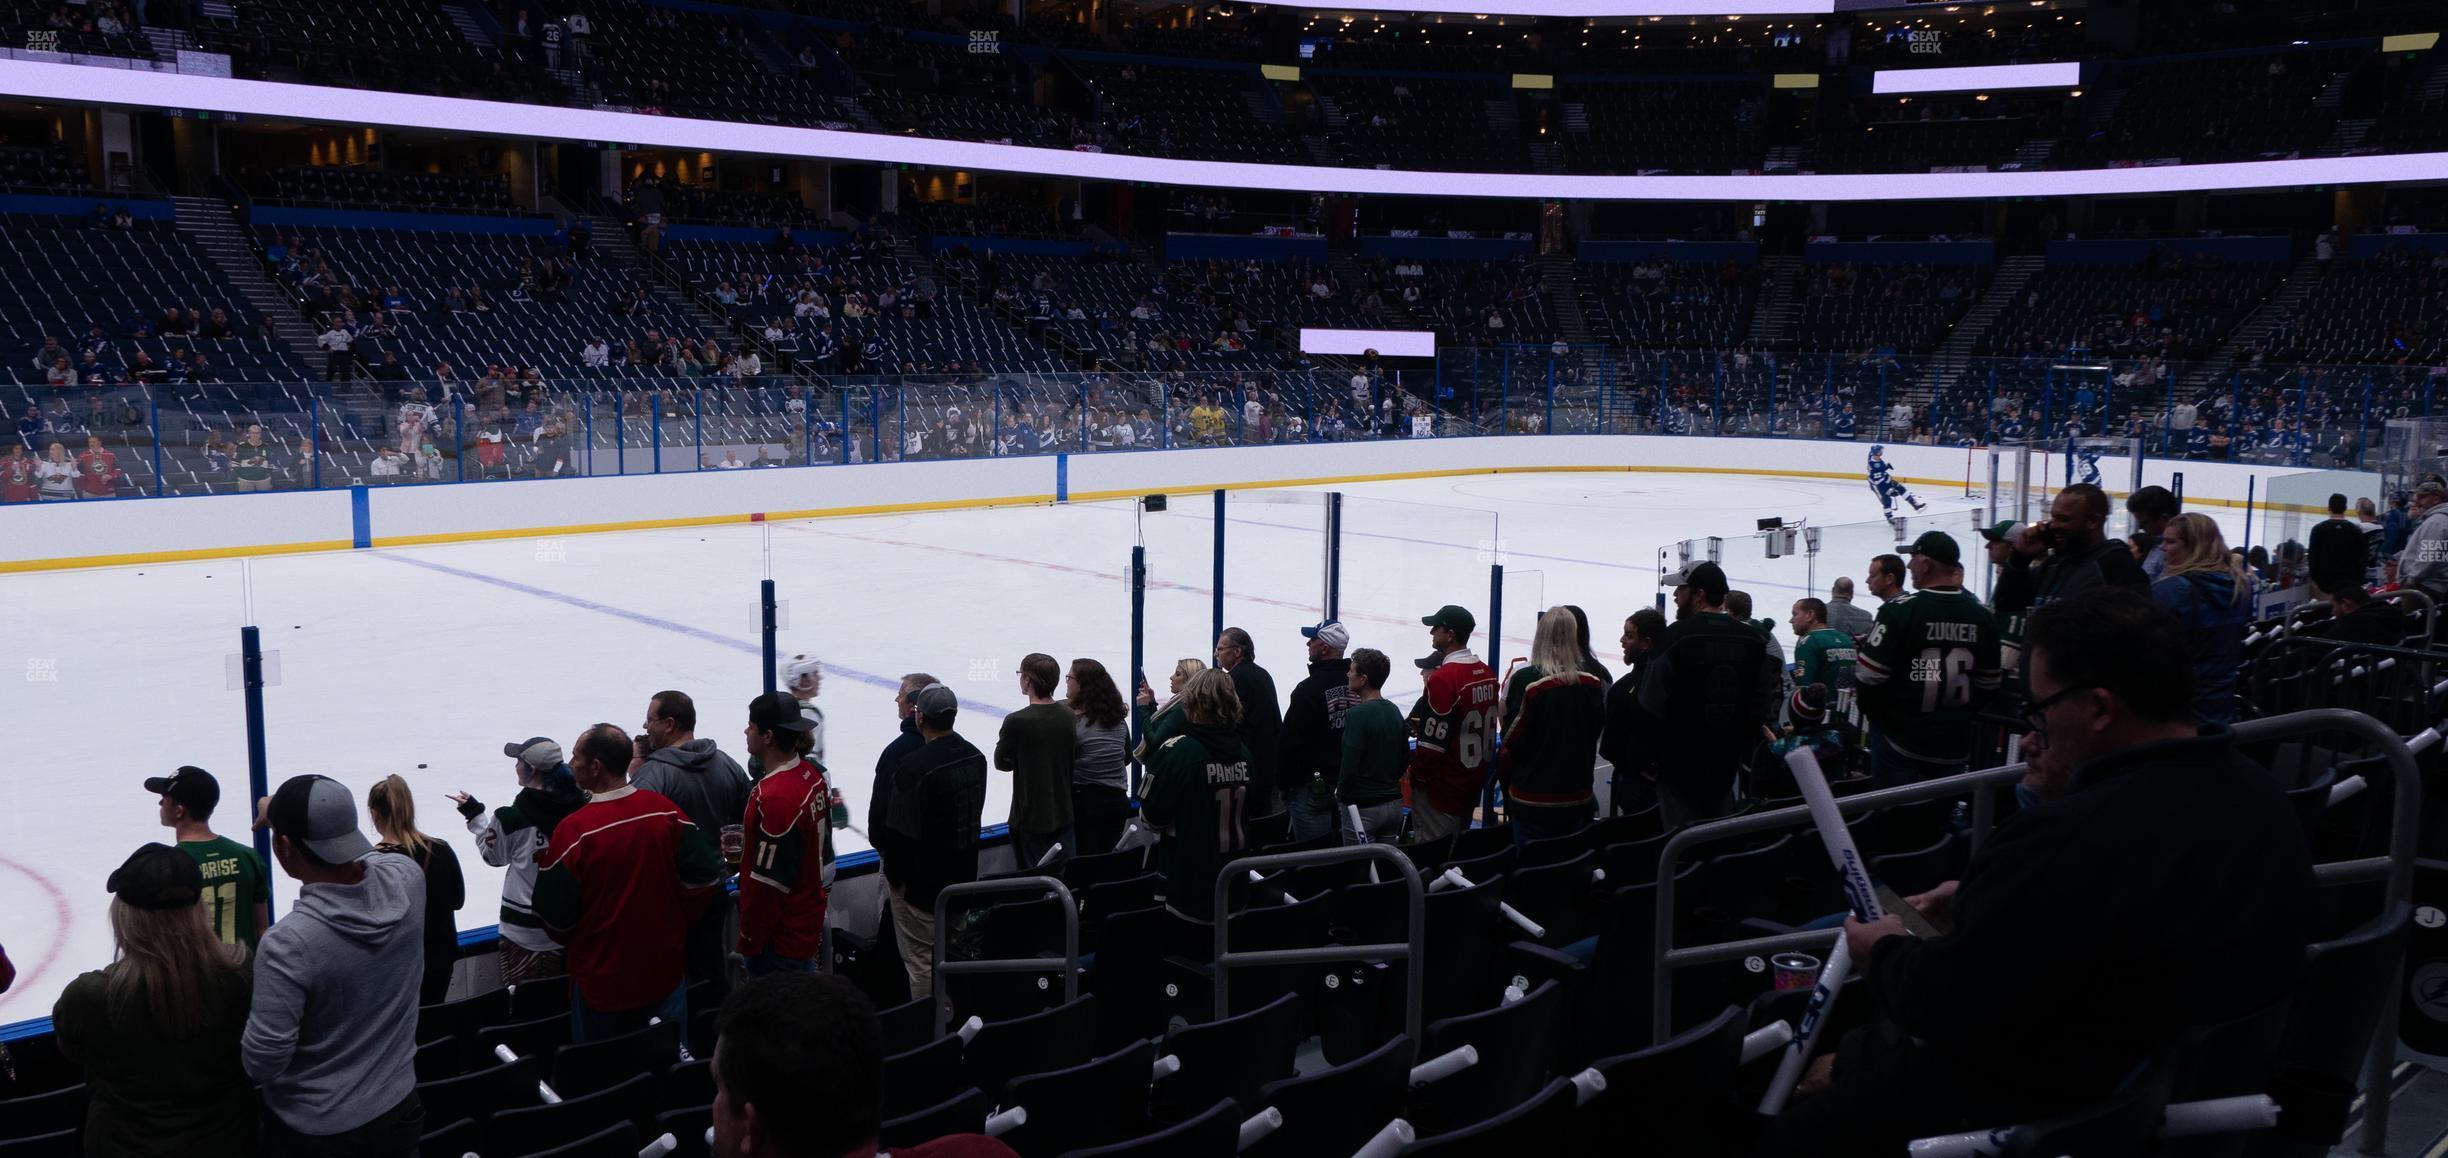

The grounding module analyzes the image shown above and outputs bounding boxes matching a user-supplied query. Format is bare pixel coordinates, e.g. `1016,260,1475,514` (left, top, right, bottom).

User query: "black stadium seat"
1062,1096,1242,1158
484,1071,655,1157
995,1038,1157,1155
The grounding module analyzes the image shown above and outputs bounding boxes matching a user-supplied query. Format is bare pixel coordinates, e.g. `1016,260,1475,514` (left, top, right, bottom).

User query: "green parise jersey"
1854,587,2002,764
180,836,268,950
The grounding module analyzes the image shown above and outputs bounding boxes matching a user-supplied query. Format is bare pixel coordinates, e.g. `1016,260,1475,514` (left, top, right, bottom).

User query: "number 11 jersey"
180,835,269,951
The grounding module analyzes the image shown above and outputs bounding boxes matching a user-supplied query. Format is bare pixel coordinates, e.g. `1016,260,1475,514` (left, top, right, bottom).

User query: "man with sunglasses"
1762,589,2315,1155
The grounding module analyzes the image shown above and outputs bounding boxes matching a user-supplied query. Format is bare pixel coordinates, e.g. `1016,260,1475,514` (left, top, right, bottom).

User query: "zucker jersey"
1405,650,1499,818
1854,586,2003,764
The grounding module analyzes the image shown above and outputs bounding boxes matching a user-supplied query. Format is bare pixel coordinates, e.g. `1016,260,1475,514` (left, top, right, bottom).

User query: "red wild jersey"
1406,650,1499,817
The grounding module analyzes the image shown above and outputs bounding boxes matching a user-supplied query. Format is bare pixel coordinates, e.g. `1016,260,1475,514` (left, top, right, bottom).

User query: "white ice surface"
0,471,2249,1024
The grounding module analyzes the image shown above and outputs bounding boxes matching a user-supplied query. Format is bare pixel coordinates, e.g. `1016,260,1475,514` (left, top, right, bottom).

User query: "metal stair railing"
1646,707,2424,1152
1214,843,1426,1047
929,874,1080,1037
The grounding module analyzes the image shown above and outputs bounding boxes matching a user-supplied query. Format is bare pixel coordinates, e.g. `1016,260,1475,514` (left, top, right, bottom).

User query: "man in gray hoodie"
630,689,750,994
244,773,426,1156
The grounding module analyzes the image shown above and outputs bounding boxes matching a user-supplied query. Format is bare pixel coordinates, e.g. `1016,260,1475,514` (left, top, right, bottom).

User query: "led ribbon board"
1871,60,2085,95
5,58,2445,199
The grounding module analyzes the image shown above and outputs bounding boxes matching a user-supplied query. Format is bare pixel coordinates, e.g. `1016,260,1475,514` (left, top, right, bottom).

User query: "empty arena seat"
994,1038,1157,1155
484,1070,655,1156
1061,1096,1242,1158
880,1086,992,1151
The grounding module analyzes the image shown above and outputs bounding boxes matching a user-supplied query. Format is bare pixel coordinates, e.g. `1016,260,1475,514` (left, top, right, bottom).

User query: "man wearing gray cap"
450,738,586,985
244,773,428,1155
878,684,988,997
1278,620,1355,842
2398,480,2448,617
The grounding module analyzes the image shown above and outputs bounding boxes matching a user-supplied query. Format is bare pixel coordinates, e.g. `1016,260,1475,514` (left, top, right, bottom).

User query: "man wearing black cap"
1404,604,1499,842
149,765,268,951
1637,563,1782,826
1856,531,2003,787
450,737,585,985
244,773,428,1154
737,692,831,977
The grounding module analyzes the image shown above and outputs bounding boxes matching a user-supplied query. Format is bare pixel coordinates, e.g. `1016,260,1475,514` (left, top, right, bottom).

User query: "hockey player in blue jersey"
2072,446,2104,487
1867,445,1926,516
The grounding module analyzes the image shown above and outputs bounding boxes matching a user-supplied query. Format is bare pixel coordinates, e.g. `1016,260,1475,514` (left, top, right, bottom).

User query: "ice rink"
0,468,2251,1025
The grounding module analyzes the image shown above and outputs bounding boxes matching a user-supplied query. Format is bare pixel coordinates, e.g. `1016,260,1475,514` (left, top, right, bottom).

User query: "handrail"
929,874,1080,1038
1648,708,2423,1152
1214,843,1426,1048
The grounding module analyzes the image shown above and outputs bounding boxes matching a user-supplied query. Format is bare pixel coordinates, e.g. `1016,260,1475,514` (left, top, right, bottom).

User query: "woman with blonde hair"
1497,608,1609,846
1141,668,1250,922
52,843,256,1155
2149,512,2253,727
367,775,466,1004
1130,656,1209,764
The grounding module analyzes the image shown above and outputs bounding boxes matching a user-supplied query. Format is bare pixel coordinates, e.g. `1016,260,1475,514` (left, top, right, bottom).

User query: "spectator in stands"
1133,657,1208,761
52,843,256,1157
869,672,937,877
1497,608,1607,845
1724,590,1787,672
1599,609,1668,815
1825,577,1875,640
1334,648,1409,844
158,307,190,336
1279,620,1355,842
2008,484,2151,619
1144,669,1252,922
35,441,79,501
362,776,463,1005
200,308,234,340
2308,492,2370,597
996,653,1078,869
630,689,750,995
231,425,275,494
75,435,121,499
735,692,829,977
877,684,987,997
1864,554,1906,605
1770,589,2316,1155
450,738,583,985
31,334,64,370
711,973,1018,1158
2312,585,2410,645
1065,659,1132,857
245,773,428,1154
1638,563,1780,826
2149,513,2251,728
1857,532,2002,787
1405,606,1498,841
537,723,723,1041
580,338,609,368
1214,627,1282,820
2395,480,2448,608
2124,486,2179,579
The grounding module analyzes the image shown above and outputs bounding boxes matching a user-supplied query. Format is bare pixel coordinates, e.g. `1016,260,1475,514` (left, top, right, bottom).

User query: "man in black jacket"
1761,589,2316,1156
1635,564,1782,827
1999,484,2148,661
1215,627,1282,820
2307,492,2370,597
1278,620,1355,841
869,674,938,868
1598,608,1666,816
877,684,986,999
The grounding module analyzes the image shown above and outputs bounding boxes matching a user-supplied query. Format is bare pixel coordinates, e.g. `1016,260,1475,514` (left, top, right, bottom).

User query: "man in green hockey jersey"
1787,598,1858,725
1854,531,2003,787
148,766,268,951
